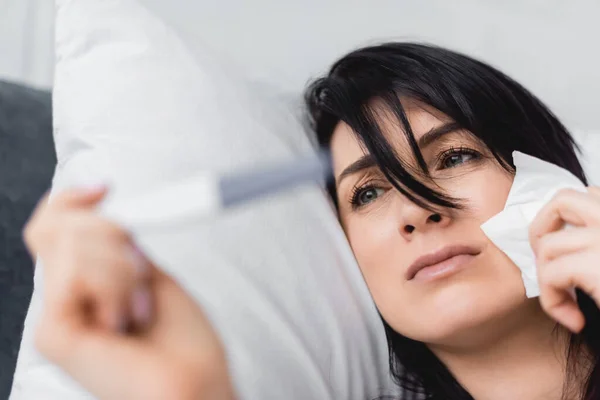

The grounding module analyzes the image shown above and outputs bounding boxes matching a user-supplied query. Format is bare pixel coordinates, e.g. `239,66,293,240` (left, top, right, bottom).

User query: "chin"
395,275,528,346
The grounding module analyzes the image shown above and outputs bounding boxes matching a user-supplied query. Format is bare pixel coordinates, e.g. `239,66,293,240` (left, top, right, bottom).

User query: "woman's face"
330,101,534,347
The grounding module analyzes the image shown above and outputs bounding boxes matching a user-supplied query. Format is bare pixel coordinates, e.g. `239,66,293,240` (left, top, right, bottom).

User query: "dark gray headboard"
0,80,55,398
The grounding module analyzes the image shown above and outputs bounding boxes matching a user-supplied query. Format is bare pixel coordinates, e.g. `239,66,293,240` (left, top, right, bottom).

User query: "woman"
304,43,600,400
24,43,600,399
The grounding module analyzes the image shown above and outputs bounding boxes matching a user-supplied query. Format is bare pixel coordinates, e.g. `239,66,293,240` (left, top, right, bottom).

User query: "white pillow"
11,0,399,399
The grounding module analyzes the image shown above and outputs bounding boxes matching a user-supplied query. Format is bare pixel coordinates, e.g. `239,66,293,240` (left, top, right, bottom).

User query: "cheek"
443,166,513,223
344,211,406,296
345,212,399,269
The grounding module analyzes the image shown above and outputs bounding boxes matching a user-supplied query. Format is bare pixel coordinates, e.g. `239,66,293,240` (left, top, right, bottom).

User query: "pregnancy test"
101,150,332,229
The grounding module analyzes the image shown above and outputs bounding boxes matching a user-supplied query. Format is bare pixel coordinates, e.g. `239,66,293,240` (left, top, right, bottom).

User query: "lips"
405,245,481,280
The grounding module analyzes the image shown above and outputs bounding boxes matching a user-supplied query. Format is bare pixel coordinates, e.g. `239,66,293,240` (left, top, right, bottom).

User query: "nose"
398,201,450,239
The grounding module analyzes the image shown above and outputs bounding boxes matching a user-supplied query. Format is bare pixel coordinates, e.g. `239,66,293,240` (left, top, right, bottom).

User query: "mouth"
406,245,481,281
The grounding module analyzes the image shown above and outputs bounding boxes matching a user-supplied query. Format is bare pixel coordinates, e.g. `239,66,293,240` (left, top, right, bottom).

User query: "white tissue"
480,151,586,298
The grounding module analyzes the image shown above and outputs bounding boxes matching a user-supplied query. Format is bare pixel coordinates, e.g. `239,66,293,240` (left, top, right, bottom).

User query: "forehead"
330,101,451,174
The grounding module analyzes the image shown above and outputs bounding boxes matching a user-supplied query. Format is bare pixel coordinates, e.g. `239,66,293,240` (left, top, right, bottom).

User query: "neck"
428,302,577,400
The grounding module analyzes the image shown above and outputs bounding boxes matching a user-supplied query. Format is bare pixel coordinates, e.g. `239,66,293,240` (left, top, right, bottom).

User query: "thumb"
51,184,109,210
142,266,225,371
149,267,216,343
23,185,110,254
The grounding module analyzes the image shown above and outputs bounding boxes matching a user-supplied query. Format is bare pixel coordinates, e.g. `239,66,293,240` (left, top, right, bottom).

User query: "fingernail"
132,286,152,326
79,183,108,194
129,246,150,277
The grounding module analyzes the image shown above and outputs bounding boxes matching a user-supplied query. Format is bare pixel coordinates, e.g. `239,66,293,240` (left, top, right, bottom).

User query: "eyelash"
348,146,481,209
349,182,381,209
435,146,481,170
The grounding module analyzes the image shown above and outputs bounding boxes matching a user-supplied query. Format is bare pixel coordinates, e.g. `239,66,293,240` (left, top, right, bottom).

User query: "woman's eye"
353,187,385,207
441,151,477,169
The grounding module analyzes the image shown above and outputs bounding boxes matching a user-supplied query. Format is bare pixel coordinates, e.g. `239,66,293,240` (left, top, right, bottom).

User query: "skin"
22,100,600,400
24,187,236,400
331,102,527,348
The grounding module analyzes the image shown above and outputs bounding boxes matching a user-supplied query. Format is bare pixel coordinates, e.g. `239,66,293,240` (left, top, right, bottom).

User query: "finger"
129,284,153,330
147,267,221,358
43,225,147,332
538,251,600,332
22,191,53,254
44,245,132,331
23,187,109,253
128,248,154,329
85,242,152,331
51,185,109,210
529,189,600,252
534,227,600,263
25,190,51,226
589,186,600,200
148,267,200,332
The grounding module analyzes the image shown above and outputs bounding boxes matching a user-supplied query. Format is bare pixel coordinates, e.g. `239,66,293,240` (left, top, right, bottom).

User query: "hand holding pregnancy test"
24,184,237,399
482,151,600,332
22,151,332,399
32,150,332,329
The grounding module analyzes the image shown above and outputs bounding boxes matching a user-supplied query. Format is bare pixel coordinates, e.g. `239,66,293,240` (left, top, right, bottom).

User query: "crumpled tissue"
481,151,586,298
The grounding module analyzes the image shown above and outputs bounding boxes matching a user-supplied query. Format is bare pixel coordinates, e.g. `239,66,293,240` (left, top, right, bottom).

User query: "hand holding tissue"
481,151,586,298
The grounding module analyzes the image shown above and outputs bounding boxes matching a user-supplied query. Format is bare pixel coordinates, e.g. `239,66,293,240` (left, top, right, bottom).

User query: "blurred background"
2,0,600,130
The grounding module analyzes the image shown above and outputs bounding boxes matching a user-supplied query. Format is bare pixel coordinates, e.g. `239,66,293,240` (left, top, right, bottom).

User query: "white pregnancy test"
101,150,332,229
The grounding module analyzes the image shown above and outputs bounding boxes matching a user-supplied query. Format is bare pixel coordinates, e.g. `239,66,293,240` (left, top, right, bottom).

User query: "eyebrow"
335,122,463,187
336,154,377,186
417,122,462,148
